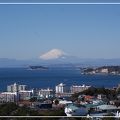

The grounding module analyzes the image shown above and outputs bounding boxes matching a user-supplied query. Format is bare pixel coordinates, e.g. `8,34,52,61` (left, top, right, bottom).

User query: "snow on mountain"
39,49,66,60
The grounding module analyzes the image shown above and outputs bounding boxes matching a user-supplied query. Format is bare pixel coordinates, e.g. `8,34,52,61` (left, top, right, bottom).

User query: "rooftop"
97,105,120,110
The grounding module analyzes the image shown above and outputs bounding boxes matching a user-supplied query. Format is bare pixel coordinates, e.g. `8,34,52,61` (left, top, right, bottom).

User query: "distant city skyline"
0,4,120,60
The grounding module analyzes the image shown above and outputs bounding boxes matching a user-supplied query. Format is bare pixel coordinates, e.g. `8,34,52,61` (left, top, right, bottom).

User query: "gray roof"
97,105,120,110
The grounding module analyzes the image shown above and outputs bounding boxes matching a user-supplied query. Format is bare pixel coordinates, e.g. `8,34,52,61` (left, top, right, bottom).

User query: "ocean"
0,67,120,91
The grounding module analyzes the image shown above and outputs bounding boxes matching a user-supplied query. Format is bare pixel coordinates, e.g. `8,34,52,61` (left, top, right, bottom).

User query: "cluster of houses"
82,66,120,75
65,94,120,117
1,82,120,118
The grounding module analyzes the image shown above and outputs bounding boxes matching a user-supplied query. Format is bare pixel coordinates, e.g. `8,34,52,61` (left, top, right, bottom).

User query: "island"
81,66,120,75
29,66,48,70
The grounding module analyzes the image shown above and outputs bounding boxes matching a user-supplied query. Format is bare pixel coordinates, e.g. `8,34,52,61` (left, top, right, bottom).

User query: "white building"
100,68,108,73
0,90,34,102
0,92,18,103
59,100,72,105
7,83,27,92
97,94,107,100
70,84,91,93
55,83,68,94
19,85,28,91
38,88,54,99
19,90,34,101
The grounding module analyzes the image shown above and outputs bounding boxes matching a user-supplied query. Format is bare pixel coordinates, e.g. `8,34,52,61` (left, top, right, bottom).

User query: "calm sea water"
0,67,120,91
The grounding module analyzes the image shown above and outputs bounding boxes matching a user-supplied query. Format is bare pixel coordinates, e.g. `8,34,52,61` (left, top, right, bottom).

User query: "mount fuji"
39,49,67,60
0,49,120,67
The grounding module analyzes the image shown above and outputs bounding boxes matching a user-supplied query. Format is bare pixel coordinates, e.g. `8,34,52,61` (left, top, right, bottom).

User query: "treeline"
0,102,65,120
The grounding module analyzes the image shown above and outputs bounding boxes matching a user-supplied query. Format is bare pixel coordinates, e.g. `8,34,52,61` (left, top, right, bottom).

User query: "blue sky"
0,4,120,59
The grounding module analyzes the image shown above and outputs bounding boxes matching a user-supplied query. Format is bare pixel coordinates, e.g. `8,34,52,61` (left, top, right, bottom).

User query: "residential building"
0,92,18,103
7,83,27,92
55,83,68,94
70,84,91,93
19,90,34,101
38,88,54,99
19,85,28,91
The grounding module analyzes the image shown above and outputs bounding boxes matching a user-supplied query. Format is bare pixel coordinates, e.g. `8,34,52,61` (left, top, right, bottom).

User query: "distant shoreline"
81,66,120,75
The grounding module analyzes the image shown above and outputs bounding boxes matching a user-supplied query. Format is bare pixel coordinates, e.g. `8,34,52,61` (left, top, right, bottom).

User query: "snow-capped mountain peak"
39,49,66,60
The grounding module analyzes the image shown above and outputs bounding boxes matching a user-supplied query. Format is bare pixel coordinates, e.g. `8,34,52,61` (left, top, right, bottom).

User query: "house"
64,103,88,116
59,100,72,105
34,103,52,109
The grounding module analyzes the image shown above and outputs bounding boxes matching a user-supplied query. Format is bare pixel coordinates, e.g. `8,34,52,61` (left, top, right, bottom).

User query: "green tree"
29,97,37,102
0,103,18,116
54,99,59,105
